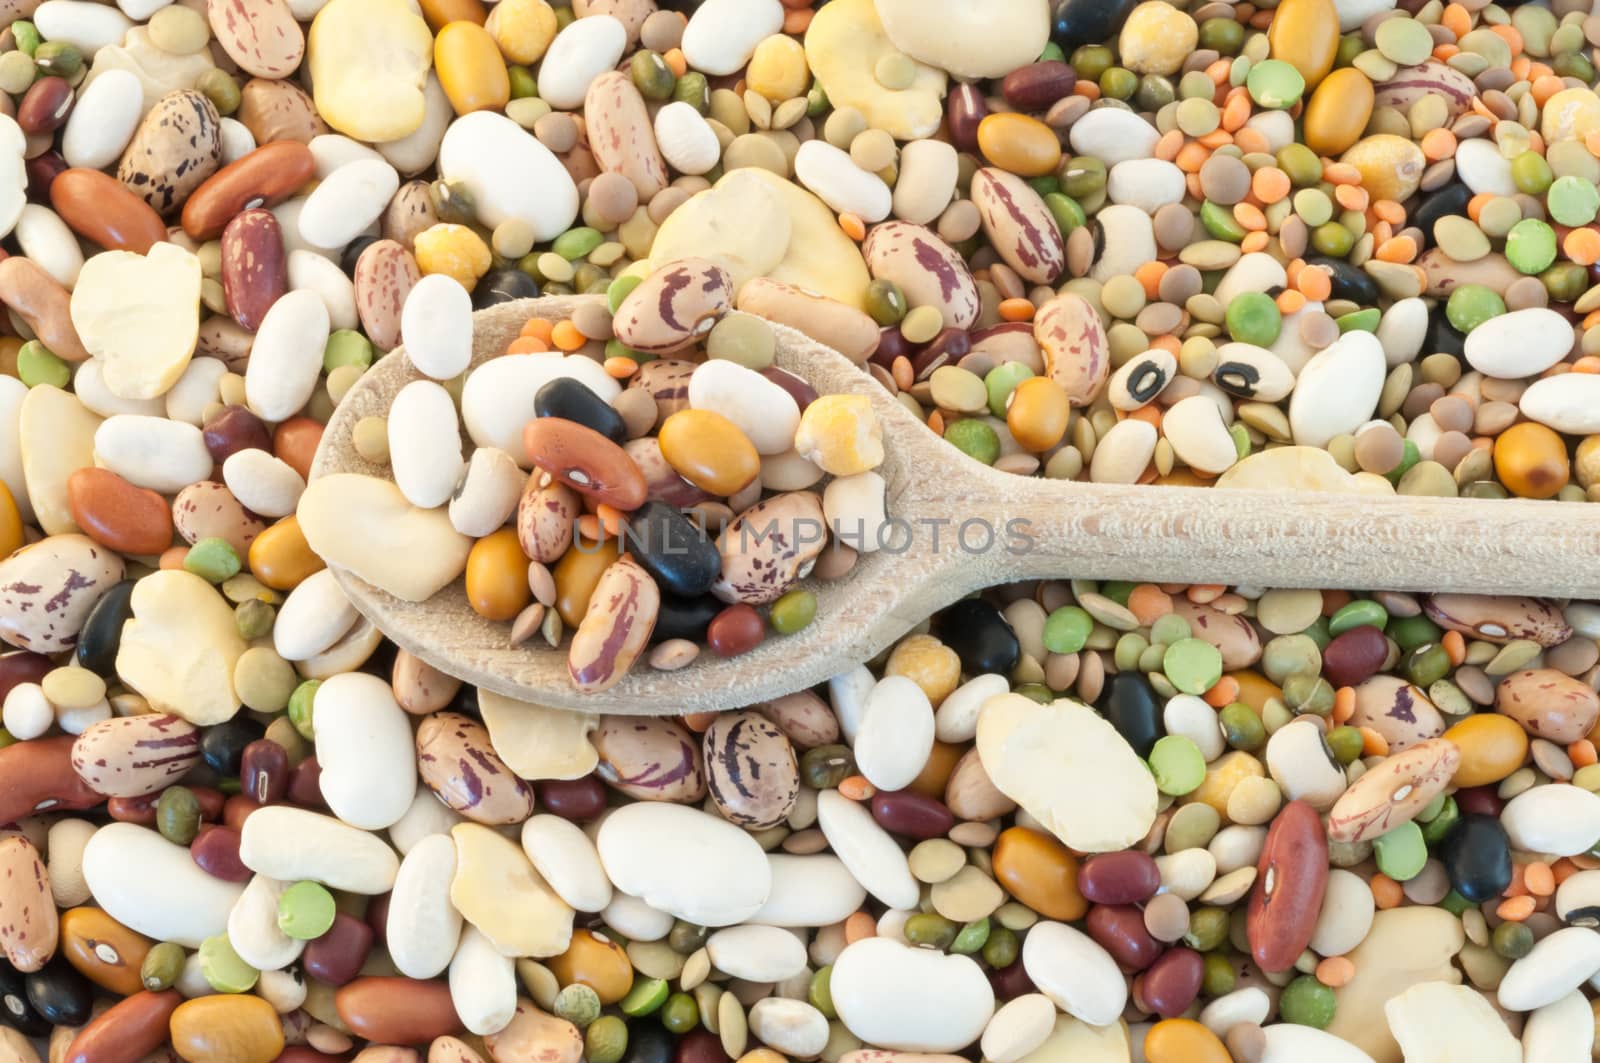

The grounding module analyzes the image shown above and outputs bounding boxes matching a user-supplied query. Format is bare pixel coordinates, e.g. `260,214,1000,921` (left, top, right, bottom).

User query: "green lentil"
1043,192,1086,236
660,992,698,1034
184,538,242,584
1245,59,1304,109
1224,292,1282,346
1491,920,1534,960
904,912,958,949
1445,284,1506,333
1506,218,1558,274
944,419,1001,465
1163,638,1223,695
1548,174,1600,226
17,341,68,389
982,926,1019,969
1420,796,1460,845
287,679,321,741
1372,820,1427,881
1220,703,1265,751
1325,725,1364,765
274,881,336,941
1328,600,1387,635
619,977,670,1016
323,329,373,371
1148,735,1207,795
1279,975,1336,1028
950,918,990,955
808,966,835,1018
800,745,853,789
199,934,258,993
1184,907,1229,952
768,588,816,635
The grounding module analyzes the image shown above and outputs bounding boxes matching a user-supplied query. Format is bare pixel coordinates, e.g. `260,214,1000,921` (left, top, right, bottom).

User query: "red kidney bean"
1137,946,1203,1018
203,406,274,464
1321,625,1388,688
1079,851,1161,905
947,83,987,152
334,978,462,1044
191,825,250,882
240,740,289,804
0,651,51,704
1456,785,1503,818
1247,799,1328,973
869,790,954,840
707,605,763,658
109,785,225,826
288,756,327,809
63,989,180,1063
221,208,287,331
536,775,608,821
0,735,103,825
986,958,1035,1001
673,1029,730,1063
303,913,374,987
365,892,391,951
16,77,72,135
1086,904,1163,971
1001,61,1076,111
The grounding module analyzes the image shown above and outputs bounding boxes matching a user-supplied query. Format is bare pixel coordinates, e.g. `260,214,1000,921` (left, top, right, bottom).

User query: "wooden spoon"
311,294,1600,715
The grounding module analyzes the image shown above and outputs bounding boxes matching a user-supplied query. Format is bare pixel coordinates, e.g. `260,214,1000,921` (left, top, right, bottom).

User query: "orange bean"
1525,862,1556,897
1372,199,1406,226
1432,43,1458,61
1134,261,1168,299
1155,129,1185,162
1240,231,1270,253
1297,266,1333,302
681,711,718,733
1234,202,1267,231
1315,956,1356,988
838,775,875,801
891,356,913,390
1323,163,1362,185
1335,183,1370,212
1221,93,1252,132
520,317,555,341
1510,55,1532,82
1322,589,1352,614
1497,896,1537,922
1127,584,1175,625
1234,127,1270,155
159,544,189,570
1571,739,1599,767
1442,630,1466,665
1420,128,1457,161
1251,166,1290,204
1492,24,1524,55
1565,227,1600,266
1150,334,1182,355
1370,873,1403,909
1554,858,1581,885
577,514,600,541
1275,289,1306,315
1358,727,1389,757
1203,675,1240,709
507,336,549,355
551,320,586,351
1441,3,1471,40
844,912,876,943
1197,129,1234,150
926,410,945,435
662,48,687,76
1332,686,1356,725
999,297,1036,322
1573,357,1600,375
1128,404,1163,428
1175,142,1210,173
604,356,638,379
1375,236,1418,263
1074,80,1100,100
839,213,866,241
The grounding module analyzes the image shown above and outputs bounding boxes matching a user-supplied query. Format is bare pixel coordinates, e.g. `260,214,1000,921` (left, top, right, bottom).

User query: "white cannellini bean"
223,448,306,519
388,833,464,979
312,672,418,831
389,379,466,509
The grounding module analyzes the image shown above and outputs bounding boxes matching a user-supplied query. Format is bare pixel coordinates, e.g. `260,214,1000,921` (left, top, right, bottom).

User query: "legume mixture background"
3,0,1600,1060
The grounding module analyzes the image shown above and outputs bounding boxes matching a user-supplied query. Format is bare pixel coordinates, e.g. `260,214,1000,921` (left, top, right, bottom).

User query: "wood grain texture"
311,295,1600,715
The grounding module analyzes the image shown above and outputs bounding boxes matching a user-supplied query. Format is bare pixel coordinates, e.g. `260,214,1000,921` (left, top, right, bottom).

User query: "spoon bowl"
312,294,1600,714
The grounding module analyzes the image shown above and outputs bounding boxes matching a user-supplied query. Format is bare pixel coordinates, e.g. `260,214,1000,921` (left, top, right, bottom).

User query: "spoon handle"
911,470,1600,599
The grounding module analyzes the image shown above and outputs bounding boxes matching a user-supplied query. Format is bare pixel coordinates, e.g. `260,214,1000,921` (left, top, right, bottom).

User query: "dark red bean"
0,651,52,704
707,605,763,658
191,825,250,882
1321,625,1388,688
536,775,608,821
1455,785,1503,818
869,790,954,840
986,958,1035,1001
947,83,987,152
912,328,972,381
303,913,374,986
1086,904,1163,971
16,77,72,135
868,325,915,371
1001,61,1076,111
240,740,289,804
673,1028,730,1063
24,152,66,205
1079,851,1161,905
365,892,391,951
1137,946,1203,1018
288,756,327,809
202,406,274,464
758,367,817,413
